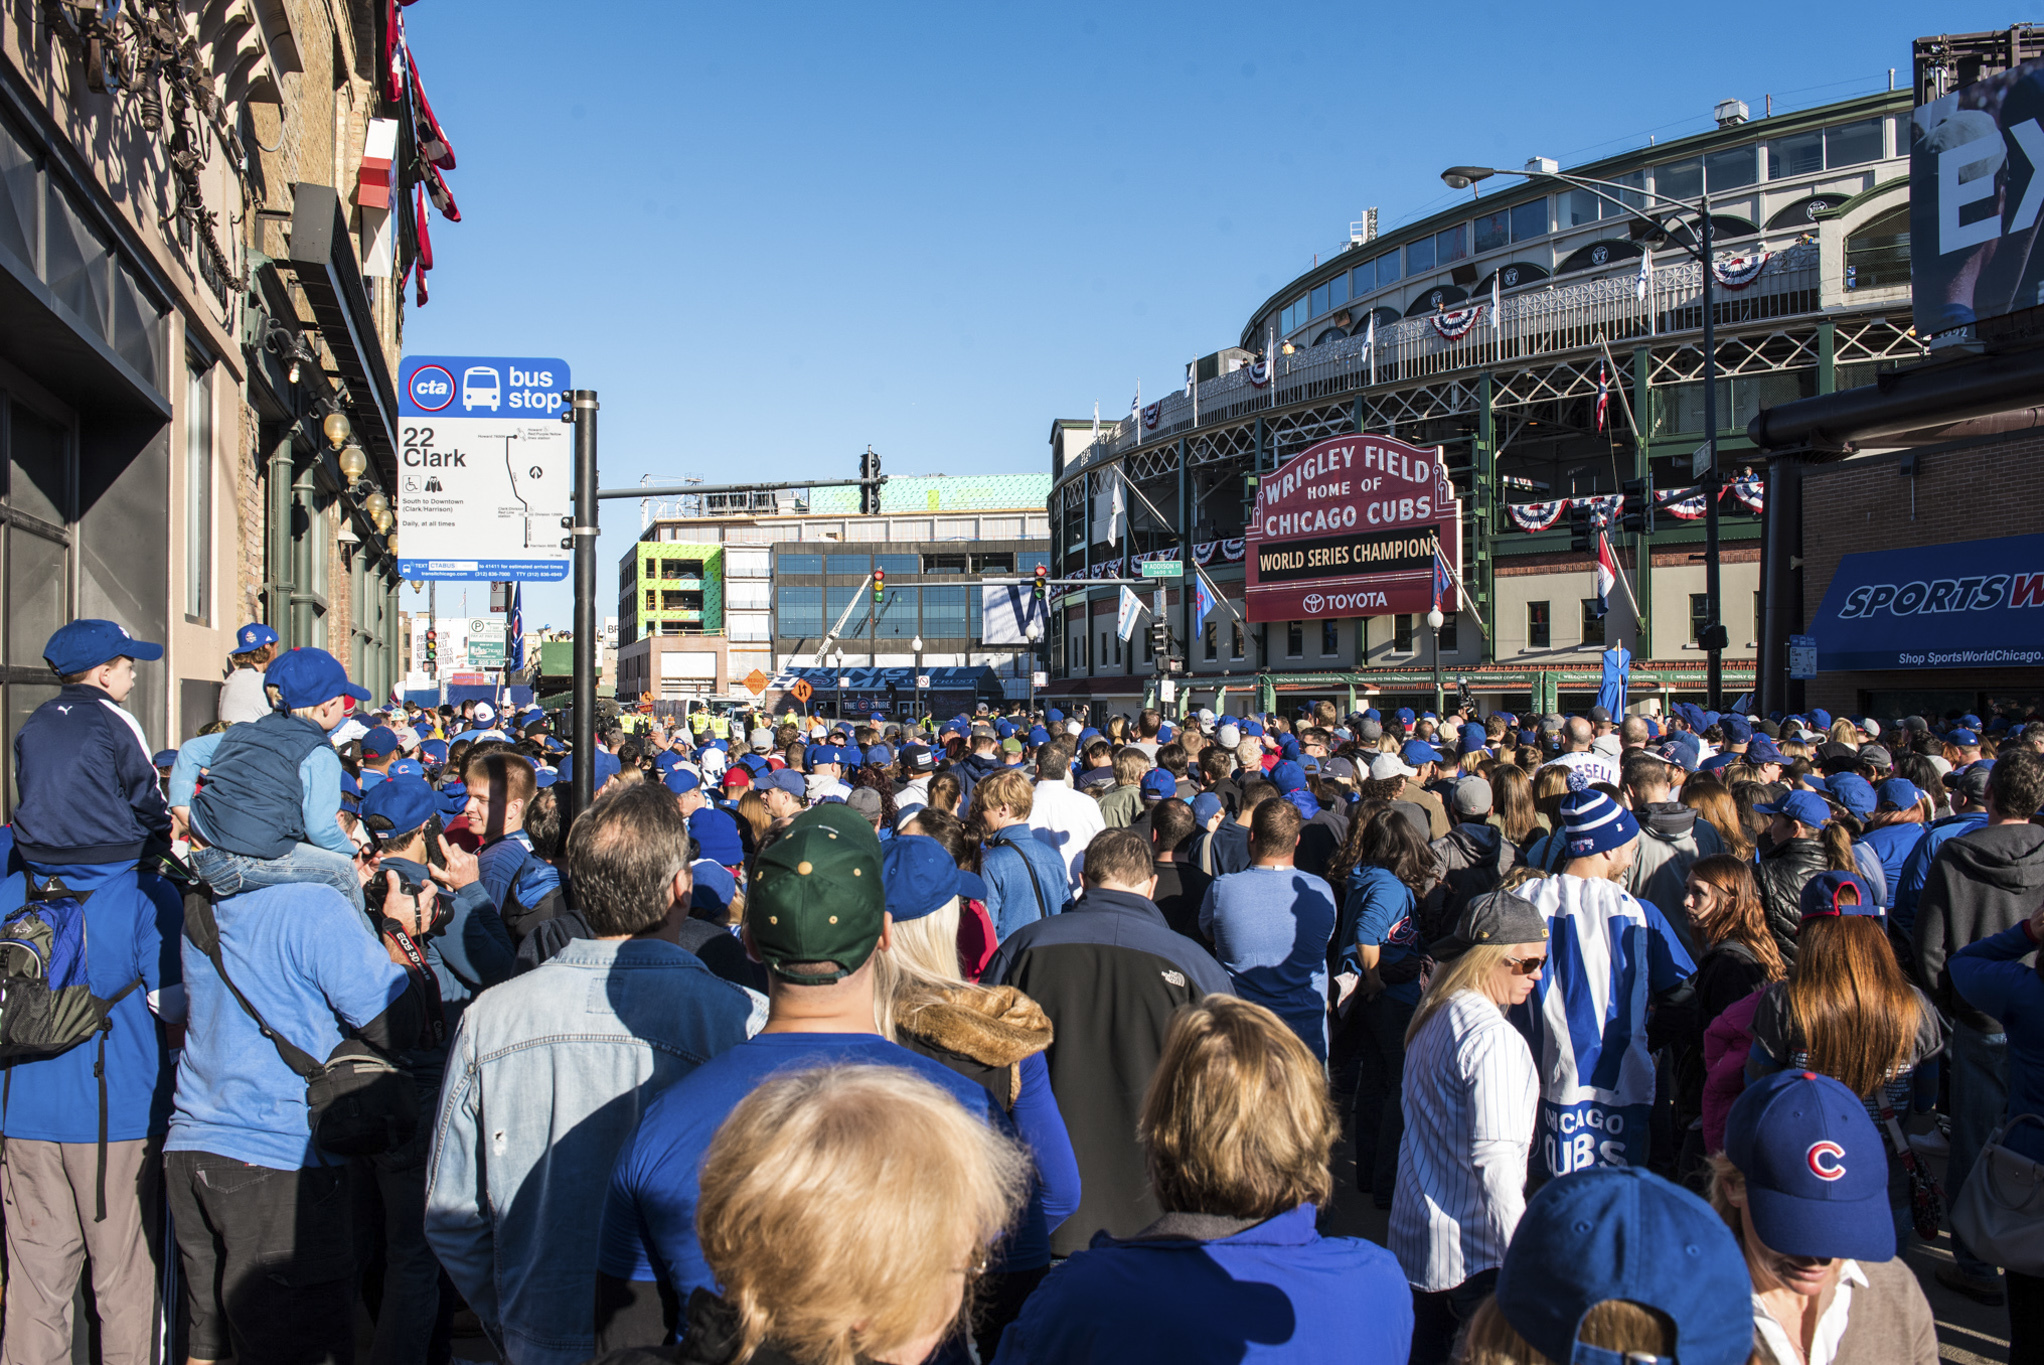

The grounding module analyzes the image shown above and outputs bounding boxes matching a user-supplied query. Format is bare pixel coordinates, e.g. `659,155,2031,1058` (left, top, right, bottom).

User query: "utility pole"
567,389,600,818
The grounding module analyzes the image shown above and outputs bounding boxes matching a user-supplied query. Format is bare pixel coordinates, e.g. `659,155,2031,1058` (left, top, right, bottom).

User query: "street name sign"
397,355,572,582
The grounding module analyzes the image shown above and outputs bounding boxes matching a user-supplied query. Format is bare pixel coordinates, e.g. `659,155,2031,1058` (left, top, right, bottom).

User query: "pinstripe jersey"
1516,873,1693,1178
1390,990,1538,1291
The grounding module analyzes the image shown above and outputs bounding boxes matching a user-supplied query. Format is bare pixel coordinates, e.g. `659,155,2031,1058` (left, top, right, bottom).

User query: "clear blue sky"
395,0,1991,631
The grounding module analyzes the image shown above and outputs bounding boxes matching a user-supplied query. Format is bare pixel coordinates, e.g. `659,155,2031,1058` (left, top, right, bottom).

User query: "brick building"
0,0,459,791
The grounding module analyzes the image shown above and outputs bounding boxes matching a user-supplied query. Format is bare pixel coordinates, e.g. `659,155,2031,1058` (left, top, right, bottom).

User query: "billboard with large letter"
1808,532,2044,670
1910,54,2044,338
1244,433,1461,623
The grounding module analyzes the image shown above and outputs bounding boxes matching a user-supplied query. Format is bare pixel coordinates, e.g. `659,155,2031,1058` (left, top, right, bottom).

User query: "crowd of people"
1,614,2040,1365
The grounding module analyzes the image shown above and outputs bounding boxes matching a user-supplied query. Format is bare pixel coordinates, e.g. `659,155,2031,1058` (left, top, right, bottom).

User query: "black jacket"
1754,835,1830,966
986,888,1234,1255
1913,823,2044,1032
1427,821,1520,929
13,683,170,865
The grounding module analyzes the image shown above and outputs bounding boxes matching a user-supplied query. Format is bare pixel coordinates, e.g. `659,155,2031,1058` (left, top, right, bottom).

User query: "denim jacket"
423,937,758,1365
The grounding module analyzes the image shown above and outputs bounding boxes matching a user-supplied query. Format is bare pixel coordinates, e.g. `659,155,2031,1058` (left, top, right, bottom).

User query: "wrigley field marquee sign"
1244,433,1462,622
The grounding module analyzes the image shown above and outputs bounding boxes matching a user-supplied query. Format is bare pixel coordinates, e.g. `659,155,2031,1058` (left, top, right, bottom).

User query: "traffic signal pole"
568,389,600,819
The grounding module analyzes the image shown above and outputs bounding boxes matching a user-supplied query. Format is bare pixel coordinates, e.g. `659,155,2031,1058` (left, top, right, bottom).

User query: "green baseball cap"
746,803,885,984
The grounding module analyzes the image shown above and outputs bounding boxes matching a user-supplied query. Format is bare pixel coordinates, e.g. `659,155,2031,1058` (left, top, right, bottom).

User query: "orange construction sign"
789,679,814,703
743,669,769,695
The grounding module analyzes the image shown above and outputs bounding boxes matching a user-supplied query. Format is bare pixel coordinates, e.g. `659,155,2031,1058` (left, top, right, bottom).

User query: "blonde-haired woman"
1389,888,1546,1365
993,996,1412,1364
875,835,1079,1357
664,1064,1032,1365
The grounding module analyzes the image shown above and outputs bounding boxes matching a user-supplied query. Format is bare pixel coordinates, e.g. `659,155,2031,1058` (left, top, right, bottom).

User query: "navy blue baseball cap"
1722,714,1752,743
1949,728,1981,745
419,739,449,765
1725,1069,1895,1262
1400,740,1441,767
1141,769,1176,800
264,648,370,710
361,725,400,757
1746,733,1785,764
664,766,701,795
387,758,426,781
44,619,163,676
865,744,895,767
1495,1168,1752,1365
435,781,469,819
1799,869,1879,919
688,806,745,865
360,775,439,837
881,834,987,922
690,857,738,914
152,748,178,769
757,768,807,797
557,749,621,788
1876,777,1926,810
1755,789,1831,829
1826,772,1876,821
234,623,279,652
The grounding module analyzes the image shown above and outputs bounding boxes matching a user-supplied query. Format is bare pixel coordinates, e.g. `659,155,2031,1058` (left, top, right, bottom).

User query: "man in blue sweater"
973,768,1073,939
0,619,183,1365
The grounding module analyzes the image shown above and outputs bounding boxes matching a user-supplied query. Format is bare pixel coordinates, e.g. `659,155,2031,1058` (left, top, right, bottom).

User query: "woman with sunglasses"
1388,886,1548,1365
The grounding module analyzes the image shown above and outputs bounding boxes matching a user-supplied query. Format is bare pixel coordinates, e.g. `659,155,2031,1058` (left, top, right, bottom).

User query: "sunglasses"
1502,954,1547,976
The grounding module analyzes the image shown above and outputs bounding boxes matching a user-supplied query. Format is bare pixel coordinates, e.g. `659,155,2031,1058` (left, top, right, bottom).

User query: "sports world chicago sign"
1244,433,1463,623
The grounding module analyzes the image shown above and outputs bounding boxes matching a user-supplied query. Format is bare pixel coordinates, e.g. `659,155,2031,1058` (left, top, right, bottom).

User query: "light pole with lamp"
1426,607,1446,717
1441,160,1731,708
912,635,925,726
833,648,846,723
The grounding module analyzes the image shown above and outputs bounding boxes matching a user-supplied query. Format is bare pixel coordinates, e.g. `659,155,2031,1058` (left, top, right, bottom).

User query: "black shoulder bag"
181,893,419,1157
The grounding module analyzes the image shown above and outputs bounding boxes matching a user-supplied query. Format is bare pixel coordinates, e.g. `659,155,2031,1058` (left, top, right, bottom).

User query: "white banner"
979,584,1046,645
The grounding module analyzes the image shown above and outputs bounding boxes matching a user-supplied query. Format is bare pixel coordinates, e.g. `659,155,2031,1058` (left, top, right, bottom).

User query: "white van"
462,366,501,412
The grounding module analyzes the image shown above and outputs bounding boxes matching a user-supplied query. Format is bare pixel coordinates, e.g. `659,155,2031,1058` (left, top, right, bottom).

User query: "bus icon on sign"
462,366,501,412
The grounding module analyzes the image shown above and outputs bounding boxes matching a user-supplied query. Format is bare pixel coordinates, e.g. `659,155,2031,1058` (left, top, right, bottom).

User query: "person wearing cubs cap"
1462,1167,1752,1365
218,621,280,725
178,646,371,911
594,805,1032,1354
1519,775,1694,1178
1390,888,1546,1364
1751,787,1847,967
1704,1070,1937,1364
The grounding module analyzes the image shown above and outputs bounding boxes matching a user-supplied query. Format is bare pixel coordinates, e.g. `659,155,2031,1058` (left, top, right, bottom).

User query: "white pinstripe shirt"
1390,989,1539,1292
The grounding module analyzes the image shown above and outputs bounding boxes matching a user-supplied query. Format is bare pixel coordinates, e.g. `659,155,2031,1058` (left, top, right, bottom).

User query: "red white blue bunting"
1657,487,1711,520
1246,358,1271,388
1141,401,1162,430
1711,250,1771,290
1505,500,1569,532
1431,305,1485,340
1730,473,1765,513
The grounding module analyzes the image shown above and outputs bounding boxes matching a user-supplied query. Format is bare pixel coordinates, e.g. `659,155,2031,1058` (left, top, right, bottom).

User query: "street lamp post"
1426,607,1446,716
912,635,924,724
833,648,846,722
1442,162,1728,708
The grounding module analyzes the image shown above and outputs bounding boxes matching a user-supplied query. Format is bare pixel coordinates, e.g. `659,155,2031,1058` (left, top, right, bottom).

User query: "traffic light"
1243,472,1260,519
1032,564,1047,602
872,567,885,604
1147,620,1170,662
1620,476,1655,536
424,628,438,674
859,446,882,515
1568,502,1595,554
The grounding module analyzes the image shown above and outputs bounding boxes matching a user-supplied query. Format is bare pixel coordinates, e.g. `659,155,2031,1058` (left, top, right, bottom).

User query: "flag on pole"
1116,586,1145,642
1107,468,1125,548
1130,382,1139,427
1634,246,1652,302
1432,545,1454,611
1595,362,1609,432
1489,272,1502,332
1593,527,1618,619
1091,401,1100,443
1193,576,1216,634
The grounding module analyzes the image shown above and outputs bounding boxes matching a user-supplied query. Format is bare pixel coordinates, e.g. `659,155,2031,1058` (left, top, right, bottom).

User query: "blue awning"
1809,533,2044,671
770,666,996,690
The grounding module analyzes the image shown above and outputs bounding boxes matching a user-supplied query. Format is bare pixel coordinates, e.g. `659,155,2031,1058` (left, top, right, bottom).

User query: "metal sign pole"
568,389,600,818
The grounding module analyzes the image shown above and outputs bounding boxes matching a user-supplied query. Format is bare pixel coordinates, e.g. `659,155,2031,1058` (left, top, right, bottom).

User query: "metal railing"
1069,239,1822,474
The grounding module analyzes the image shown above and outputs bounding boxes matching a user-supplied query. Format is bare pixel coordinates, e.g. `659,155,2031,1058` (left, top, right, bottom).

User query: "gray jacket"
1626,803,1723,952
424,937,759,1365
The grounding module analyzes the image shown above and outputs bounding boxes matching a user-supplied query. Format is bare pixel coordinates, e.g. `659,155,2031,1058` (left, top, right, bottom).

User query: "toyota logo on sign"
1303,594,1324,614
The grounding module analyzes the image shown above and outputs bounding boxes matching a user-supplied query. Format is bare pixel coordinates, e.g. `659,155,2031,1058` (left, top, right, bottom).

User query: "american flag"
1432,546,1454,611
1595,363,1609,433
507,583,525,672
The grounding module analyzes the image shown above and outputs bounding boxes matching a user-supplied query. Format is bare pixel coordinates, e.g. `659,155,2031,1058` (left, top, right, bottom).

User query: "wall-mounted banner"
1809,532,2044,670
1244,433,1462,622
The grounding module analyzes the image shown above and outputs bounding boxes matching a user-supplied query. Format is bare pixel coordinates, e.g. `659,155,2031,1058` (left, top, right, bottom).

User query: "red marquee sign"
1244,433,1462,623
